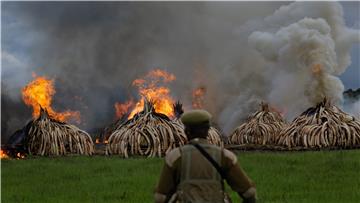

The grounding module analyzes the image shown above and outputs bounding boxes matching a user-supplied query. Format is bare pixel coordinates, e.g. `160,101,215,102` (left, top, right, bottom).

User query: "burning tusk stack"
229,102,286,145
101,116,128,143
277,98,360,149
27,108,94,156
106,100,187,158
173,102,224,147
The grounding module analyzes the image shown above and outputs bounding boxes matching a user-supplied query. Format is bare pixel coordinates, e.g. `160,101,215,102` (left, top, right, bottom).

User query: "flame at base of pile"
229,102,286,145
0,149,10,159
27,108,94,156
277,98,360,148
106,101,186,158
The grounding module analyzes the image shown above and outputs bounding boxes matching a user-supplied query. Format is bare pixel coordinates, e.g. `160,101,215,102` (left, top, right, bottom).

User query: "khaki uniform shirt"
155,138,256,203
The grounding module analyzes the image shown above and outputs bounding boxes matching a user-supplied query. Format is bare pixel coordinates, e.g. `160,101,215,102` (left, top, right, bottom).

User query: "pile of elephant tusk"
229,102,286,145
106,100,187,158
277,98,360,148
206,127,224,147
27,108,94,156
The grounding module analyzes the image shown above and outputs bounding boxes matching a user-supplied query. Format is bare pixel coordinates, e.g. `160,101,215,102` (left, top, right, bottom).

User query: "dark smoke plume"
1,2,359,140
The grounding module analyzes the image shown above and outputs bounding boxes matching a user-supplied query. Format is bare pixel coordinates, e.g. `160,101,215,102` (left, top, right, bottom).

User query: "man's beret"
180,110,212,127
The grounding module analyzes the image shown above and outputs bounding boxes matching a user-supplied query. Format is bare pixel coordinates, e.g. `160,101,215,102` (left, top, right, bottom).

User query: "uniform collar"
189,138,209,144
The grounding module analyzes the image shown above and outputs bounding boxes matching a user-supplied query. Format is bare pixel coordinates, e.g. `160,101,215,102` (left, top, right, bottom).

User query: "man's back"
155,138,256,203
176,141,224,202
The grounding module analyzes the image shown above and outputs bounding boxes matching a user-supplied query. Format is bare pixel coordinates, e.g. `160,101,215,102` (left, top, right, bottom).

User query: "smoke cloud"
2,2,359,140
344,100,360,119
248,18,344,116
219,2,359,133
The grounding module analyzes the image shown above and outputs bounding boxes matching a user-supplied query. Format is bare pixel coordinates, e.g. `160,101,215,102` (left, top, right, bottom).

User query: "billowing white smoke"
249,18,344,116
345,100,360,119
219,2,359,134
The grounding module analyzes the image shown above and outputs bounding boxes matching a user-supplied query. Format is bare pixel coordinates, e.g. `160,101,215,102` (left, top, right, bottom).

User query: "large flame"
116,69,176,119
22,74,80,122
192,86,206,109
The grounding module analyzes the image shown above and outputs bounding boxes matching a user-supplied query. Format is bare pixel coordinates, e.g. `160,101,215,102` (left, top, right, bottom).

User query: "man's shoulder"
165,148,181,167
222,148,238,166
164,145,238,167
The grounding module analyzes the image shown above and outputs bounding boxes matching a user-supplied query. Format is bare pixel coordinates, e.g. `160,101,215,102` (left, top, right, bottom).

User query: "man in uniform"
154,110,256,203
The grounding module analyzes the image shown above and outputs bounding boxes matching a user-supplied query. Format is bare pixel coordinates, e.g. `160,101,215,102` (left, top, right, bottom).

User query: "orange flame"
16,152,25,159
192,86,206,109
311,63,323,76
116,69,176,119
22,74,80,123
129,69,176,118
114,100,134,119
0,149,9,159
95,138,108,144
269,105,287,118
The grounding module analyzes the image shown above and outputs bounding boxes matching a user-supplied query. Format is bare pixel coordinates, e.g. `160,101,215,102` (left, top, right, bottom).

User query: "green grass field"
1,150,360,203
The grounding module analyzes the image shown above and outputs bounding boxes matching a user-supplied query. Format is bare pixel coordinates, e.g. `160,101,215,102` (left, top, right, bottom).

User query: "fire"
192,86,206,109
269,104,287,118
115,100,134,119
311,63,323,76
22,74,80,123
95,137,108,144
0,150,25,159
0,149,9,159
118,69,176,119
16,152,25,159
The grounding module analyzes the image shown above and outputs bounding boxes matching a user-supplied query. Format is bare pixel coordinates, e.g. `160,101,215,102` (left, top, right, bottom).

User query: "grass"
1,150,360,203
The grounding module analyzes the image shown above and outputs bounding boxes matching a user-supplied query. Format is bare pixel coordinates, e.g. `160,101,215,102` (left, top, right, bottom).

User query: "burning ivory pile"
277,98,360,148
27,108,94,156
229,102,286,145
173,102,224,147
100,116,128,143
106,100,187,157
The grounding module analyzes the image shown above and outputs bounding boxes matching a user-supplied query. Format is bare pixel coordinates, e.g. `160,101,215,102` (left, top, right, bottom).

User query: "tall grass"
1,150,360,203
